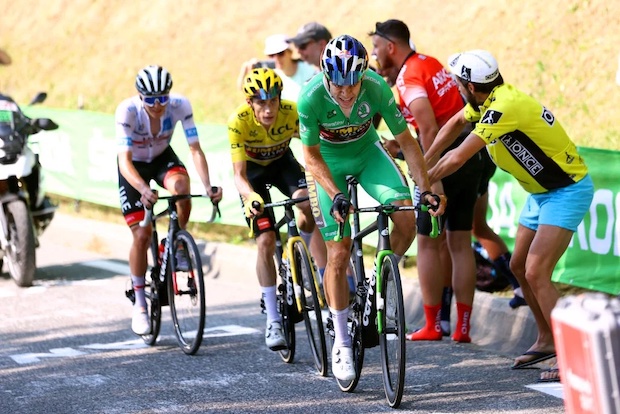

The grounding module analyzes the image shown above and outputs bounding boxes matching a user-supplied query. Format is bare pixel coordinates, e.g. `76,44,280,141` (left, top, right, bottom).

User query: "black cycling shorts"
416,129,484,234
118,146,187,226
243,149,307,237
477,149,497,197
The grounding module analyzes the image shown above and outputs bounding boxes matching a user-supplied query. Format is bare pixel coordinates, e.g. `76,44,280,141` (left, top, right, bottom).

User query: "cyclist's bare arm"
428,134,486,184
424,109,469,168
393,128,445,215
232,160,254,199
188,141,222,202
118,150,157,208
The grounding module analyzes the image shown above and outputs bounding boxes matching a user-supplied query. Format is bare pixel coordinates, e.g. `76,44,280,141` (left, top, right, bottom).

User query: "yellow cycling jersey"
464,84,588,194
227,99,299,167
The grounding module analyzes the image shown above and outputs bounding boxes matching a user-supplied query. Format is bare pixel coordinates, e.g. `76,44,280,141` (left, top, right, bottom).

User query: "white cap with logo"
447,50,499,84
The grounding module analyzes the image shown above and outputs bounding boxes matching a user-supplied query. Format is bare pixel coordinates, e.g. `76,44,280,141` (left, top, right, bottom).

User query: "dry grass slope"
1,0,618,149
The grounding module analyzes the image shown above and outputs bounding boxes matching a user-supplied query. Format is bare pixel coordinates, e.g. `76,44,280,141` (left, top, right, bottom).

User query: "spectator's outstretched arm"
424,109,468,167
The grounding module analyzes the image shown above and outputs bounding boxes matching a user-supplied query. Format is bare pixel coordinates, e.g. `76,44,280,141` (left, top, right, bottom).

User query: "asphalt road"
0,213,566,414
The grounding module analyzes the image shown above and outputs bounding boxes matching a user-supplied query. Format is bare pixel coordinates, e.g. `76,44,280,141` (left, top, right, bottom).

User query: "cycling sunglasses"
327,70,365,86
142,95,170,107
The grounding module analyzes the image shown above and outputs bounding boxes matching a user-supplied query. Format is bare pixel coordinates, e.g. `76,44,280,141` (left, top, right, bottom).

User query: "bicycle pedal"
125,289,135,304
325,317,335,340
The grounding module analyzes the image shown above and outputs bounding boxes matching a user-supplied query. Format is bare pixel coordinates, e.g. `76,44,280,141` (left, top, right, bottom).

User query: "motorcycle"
0,92,58,287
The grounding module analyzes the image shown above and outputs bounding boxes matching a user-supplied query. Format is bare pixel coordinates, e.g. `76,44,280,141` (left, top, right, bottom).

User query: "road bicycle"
126,190,220,355
329,176,439,408
254,188,328,376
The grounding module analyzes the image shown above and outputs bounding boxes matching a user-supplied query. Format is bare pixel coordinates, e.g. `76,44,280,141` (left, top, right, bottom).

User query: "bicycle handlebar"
138,189,221,227
333,203,440,242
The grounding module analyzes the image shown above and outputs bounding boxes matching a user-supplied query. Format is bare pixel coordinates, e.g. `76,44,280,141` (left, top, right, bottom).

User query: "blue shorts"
519,174,594,232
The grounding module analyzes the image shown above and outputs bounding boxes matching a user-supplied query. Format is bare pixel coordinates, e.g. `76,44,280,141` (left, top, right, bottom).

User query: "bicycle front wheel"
168,230,206,355
378,254,406,408
293,240,328,376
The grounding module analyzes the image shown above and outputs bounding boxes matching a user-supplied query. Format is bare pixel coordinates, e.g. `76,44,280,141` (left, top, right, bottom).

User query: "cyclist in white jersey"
116,65,222,335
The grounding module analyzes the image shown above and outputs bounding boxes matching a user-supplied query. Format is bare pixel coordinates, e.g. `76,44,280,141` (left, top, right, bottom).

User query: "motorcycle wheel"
5,200,36,287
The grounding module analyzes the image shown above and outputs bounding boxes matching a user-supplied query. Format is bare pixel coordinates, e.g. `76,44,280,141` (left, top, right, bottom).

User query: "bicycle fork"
286,236,325,312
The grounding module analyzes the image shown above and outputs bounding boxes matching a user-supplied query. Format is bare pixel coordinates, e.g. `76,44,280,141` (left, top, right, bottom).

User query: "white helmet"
321,35,368,86
135,65,173,96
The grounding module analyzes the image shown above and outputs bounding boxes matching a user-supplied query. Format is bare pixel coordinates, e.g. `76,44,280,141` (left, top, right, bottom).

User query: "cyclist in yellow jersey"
425,50,594,383
228,68,323,351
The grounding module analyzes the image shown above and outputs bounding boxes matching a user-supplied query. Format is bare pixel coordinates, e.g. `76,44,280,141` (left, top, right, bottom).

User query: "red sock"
406,304,442,341
452,302,472,343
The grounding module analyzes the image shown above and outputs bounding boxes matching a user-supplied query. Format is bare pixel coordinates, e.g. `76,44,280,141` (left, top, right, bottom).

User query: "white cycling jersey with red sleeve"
115,93,199,162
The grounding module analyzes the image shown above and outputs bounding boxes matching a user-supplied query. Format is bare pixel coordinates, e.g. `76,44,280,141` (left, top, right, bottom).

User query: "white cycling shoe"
332,346,356,381
131,306,151,335
265,321,286,351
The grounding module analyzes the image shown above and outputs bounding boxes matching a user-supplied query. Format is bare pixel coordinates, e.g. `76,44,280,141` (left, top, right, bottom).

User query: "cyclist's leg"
154,147,191,228
243,165,285,350
118,161,154,335
271,151,327,275
357,142,414,257
309,172,355,380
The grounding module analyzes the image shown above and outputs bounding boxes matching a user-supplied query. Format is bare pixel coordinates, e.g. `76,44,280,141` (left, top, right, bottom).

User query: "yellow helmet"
243,68,283,100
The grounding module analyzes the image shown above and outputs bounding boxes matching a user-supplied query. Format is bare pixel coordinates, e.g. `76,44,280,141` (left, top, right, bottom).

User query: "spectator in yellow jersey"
425,50,594,383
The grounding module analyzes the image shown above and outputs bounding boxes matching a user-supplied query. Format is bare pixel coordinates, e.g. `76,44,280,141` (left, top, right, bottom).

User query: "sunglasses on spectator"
369,23,396,43
297,40,315,51
142,95,170,107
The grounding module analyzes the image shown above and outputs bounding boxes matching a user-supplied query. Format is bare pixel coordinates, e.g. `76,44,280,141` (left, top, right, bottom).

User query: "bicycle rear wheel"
378,254,406,408
141,267,162,345
293,240,328,376
168,230,206,355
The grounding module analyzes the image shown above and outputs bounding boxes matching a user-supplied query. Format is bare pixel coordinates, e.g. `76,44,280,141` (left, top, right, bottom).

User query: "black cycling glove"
419,191,441,211
330,192,351,219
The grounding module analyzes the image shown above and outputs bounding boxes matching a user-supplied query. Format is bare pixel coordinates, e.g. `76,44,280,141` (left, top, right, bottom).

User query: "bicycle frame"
141,193,215,295
267,196,325,311
144,195,186,294
344,177,438,334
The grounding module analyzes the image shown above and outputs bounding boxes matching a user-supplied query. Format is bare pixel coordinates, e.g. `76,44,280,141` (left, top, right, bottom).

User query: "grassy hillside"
1,0,618,149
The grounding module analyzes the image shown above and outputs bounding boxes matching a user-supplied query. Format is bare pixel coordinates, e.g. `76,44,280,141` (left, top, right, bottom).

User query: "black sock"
440,287,453,322
493,252,520,290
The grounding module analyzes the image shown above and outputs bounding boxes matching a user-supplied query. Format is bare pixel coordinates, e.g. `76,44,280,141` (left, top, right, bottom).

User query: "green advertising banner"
25,107,620,295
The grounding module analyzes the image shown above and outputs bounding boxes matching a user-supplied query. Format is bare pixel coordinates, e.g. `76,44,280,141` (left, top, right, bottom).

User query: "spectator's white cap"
447,50,500,84
264,34,290,56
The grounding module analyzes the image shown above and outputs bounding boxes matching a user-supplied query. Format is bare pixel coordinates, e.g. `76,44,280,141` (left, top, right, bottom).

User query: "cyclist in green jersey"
425,50,593,383
298,35,444,381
